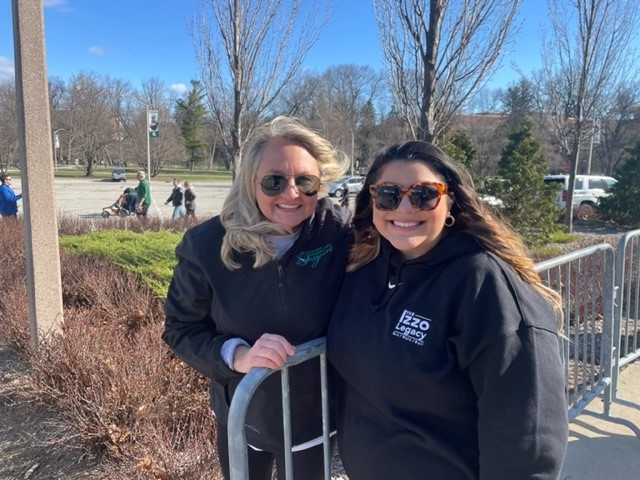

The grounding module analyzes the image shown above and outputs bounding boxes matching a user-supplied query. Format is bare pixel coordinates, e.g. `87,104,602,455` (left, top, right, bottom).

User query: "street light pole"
145,103,151,180
586,118,600,175
52,128,64,171
129,96,152,181
350,128,355,176
128,96,159,217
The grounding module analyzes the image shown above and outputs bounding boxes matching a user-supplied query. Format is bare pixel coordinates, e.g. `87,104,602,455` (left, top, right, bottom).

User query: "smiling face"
372,160,452,260
254,138,320,230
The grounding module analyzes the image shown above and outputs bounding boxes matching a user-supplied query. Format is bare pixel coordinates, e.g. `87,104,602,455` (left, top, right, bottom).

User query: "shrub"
599,140,640,228
58,229,182,297
0,219,222,479
494,118,563,246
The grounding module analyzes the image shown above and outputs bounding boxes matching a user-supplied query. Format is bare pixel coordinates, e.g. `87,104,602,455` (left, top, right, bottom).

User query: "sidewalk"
560,361,640,480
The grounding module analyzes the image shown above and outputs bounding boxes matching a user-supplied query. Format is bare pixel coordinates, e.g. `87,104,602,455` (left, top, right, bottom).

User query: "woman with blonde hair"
163,116,351,479
328,140,568,480
183,180,196,217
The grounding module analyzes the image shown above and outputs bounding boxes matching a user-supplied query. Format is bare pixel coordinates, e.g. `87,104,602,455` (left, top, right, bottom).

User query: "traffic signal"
148,110,159,138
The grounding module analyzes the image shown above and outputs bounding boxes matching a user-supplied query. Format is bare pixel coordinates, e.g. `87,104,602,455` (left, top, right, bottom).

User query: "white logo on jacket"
393,309,430,346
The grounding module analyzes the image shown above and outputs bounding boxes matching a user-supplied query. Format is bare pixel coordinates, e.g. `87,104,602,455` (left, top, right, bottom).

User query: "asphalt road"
10,177,348,220
12,177,233,220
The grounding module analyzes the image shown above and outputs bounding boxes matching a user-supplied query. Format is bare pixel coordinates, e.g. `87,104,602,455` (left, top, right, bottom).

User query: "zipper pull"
277,264,285,287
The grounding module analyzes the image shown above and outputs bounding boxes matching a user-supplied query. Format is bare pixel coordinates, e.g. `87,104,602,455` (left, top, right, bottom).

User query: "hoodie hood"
371,230,482,310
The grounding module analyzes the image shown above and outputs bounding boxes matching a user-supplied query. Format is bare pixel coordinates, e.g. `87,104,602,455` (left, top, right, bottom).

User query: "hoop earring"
444,213,455,227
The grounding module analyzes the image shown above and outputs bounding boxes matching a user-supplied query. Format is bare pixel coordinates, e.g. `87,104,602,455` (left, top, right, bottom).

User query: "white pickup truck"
544,174,617,220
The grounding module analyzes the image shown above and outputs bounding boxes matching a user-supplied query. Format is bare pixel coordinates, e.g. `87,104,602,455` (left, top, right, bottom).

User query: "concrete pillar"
12,0,64,346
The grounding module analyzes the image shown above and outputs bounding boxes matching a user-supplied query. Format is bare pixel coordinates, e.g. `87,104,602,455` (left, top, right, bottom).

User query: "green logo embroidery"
296,244,333,268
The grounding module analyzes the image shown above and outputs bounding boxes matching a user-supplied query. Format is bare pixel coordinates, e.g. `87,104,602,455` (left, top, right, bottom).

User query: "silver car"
328,175,364,198
111,169,127,182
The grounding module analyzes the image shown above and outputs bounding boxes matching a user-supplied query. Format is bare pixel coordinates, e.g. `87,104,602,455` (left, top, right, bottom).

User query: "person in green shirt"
135,171,152,221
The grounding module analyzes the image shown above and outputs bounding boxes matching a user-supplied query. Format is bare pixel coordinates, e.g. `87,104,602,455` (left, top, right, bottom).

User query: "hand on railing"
232,333,295,373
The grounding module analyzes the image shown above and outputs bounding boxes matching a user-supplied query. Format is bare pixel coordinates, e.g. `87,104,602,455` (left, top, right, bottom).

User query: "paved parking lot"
11,177,348,220
12,178,233,220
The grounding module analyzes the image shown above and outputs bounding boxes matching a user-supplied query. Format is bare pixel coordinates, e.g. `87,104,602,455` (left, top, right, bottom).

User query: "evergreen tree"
502,78,536,134
441,129,477,179
354,100,379,173
495,118,561,245
599,140,640,227
174,80,208,171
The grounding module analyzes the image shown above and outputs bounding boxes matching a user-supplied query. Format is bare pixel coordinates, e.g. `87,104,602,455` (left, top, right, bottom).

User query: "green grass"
49,166,233,183
548,230,578,244
59,229,183,297
1,165,232,182
530,229,577,260
532,245,563,259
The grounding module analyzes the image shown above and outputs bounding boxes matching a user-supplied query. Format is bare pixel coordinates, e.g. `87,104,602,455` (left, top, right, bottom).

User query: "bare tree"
275,71,324,119
110,77,187,176
454,112,505,178
64,72,118,176
320,65,385,165
0,80,18,171
374,0,520,143
538,0,640,230
594,81,640,176
190,0,331,176
276,64,388,169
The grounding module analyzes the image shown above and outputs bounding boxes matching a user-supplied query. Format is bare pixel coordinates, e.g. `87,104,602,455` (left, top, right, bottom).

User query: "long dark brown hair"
349,140,561,312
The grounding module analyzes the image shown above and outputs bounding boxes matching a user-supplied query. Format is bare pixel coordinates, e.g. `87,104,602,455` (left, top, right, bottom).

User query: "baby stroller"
101,188,135,218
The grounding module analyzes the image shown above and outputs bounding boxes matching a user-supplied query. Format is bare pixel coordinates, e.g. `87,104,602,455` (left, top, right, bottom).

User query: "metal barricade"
613,230,640,414
226,242,640,479
227,337,331,480
536,242,640,437
535,244,616,421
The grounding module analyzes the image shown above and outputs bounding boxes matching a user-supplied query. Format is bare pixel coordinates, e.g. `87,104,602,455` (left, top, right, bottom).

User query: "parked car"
328,175,365,198
543,174,617,220
479,194,503,207
111,168,127,182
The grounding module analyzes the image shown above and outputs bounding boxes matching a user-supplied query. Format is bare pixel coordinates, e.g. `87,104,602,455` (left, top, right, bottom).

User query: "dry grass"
0,218,222,479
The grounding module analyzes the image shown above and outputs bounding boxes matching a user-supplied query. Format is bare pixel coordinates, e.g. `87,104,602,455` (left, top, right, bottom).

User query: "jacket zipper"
277,264,285,288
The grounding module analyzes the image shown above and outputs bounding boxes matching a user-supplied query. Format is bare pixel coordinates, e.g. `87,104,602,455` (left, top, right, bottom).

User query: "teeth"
393,220,419,228
277,204,300,209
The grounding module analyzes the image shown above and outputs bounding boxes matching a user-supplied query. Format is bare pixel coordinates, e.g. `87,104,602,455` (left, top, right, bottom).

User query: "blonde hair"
220,116,349,270
350,141,562,315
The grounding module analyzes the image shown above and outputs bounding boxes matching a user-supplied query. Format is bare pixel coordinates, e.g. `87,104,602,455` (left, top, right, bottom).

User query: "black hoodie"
163,197,351,451
327,230,568,480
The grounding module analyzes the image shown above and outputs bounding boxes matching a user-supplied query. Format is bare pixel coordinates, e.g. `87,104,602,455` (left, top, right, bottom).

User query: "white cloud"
0,56,15,81
43,0,68,8
88,46,106,56
169,83,188,95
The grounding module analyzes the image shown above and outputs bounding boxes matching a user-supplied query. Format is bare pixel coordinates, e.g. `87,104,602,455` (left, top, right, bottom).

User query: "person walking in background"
123,187,137,214
165,178,185,219
0,174,23,218
339,181,350,209
134,171,151,222
183,180,196,218
162,116,351,480
327,141,568,480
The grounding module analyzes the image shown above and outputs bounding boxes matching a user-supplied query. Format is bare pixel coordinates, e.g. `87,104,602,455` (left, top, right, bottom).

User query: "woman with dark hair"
327,141,568,479
162,116,351,479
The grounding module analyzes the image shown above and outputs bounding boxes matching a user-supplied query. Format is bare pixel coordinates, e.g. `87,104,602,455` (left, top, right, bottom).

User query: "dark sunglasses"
369,181,448,211
258,174,321,197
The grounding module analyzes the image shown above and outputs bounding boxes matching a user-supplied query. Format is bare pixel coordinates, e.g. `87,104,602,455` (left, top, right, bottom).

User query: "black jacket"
327,230,568,480
162,198,351,450
184,188,196,211
166,186,183,206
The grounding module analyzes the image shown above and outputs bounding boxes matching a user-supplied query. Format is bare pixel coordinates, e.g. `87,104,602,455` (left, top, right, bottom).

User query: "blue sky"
0,0,587,95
